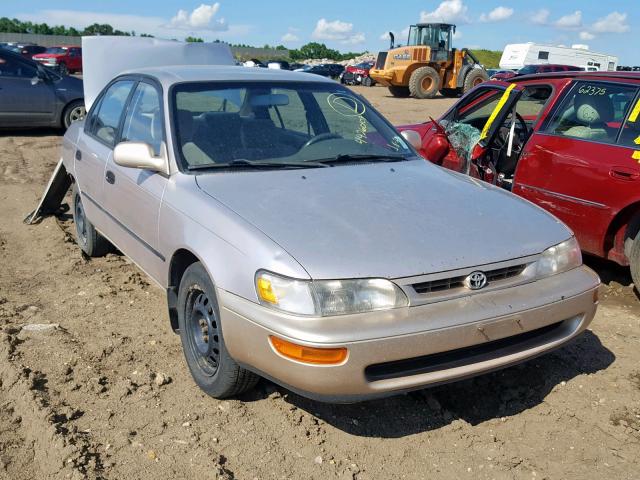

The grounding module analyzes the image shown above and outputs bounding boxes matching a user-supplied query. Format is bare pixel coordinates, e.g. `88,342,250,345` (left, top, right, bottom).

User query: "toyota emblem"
465,271,488,290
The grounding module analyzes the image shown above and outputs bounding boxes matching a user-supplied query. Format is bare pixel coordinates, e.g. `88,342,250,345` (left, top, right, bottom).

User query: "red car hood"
32,53,64,59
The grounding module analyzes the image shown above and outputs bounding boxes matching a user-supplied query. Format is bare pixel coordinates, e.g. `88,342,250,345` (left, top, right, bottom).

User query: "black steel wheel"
71,184,110,257
177,262,259,398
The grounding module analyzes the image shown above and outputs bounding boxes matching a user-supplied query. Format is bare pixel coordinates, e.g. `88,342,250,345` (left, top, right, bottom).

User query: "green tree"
185,36,204,43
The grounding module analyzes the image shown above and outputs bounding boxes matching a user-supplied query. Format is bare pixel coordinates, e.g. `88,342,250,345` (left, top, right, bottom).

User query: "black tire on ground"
409,66,440,99
72,183,111,257
63,100,86,129
58,62,69,76
463,68,490,93
362,76,373,87
440,88,461,98
388,85,411,97
630,233,640,290
177,262,259,399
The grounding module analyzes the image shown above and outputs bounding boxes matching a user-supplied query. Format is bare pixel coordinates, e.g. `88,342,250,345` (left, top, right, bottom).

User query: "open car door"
425,81,524,181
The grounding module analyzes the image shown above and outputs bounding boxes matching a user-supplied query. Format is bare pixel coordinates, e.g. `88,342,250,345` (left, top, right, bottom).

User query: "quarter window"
90,80,135,147
543,81,639,144
121,82,163,156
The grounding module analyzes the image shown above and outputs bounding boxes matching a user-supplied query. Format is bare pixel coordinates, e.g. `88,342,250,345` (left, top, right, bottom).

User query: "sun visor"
81,36,235,110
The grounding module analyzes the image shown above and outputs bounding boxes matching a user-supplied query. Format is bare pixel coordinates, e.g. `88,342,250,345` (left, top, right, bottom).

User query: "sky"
5,0,638,63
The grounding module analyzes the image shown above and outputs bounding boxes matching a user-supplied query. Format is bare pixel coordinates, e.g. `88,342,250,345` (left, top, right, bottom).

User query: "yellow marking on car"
632,151,640,162
629,99,640,123
634,135,640,145
480,84,517,140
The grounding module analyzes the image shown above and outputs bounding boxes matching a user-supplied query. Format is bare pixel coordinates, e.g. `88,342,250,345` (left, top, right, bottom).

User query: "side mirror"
400,130,422,150
114,142,168,174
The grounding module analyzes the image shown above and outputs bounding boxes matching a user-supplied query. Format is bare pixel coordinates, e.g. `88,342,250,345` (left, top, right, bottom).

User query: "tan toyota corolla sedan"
58,59,600,402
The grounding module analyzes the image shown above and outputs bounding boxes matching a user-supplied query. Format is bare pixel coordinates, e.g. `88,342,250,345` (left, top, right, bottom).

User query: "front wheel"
362,76,373,87
177,262,259,398
629,234,640,290
63,100,86,129
58,62,69,76
409,66,440,99
463,68,489,93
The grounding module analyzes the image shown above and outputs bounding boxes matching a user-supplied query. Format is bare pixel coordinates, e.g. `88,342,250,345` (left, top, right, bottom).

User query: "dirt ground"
1,85,639,480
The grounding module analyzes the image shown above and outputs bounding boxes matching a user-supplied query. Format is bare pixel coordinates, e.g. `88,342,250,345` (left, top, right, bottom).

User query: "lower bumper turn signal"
269,336,348,365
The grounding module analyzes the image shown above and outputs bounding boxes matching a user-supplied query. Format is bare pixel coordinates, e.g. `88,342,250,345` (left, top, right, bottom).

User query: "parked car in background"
32,46,82,75
0,43,46,58
488,69,516,80
0,49,85,128
340,61,376,86
267,60,290,70
295,63,344,79
397,71,640,286
59,62,599,402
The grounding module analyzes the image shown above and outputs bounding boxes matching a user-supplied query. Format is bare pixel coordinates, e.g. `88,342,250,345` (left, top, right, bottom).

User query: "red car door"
419,81,524,174
513,79,640,259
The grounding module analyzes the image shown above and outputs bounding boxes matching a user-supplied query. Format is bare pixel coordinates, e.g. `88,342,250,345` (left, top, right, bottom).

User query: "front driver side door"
103,80,168,282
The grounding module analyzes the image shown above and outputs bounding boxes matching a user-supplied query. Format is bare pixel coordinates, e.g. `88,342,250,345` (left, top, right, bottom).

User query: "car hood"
195,160,571,279
33,53,62,59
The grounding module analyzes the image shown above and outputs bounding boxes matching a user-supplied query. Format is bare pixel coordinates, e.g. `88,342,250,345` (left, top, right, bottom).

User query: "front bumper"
219,266,599,402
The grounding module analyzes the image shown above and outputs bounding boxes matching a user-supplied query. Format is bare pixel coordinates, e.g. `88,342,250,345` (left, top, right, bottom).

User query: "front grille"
412,264,526,295
375,51,388,69
365,320,566,381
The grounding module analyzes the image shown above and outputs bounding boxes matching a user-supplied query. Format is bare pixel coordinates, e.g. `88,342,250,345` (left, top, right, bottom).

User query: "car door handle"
75,150,82,161
105,170,116,185
610,167,639,181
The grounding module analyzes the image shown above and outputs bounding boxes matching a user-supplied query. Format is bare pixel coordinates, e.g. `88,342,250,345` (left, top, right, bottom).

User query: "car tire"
440,88,461,98
177,262,259,399
58,62,69,76
63,100,86,129
630,233,640,291
409,66,440,99
388,85,411,97
72,183,111,257
463,69,489,93
362,76,373,87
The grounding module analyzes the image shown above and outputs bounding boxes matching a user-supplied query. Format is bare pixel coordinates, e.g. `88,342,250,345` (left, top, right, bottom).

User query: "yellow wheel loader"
370,23,489,99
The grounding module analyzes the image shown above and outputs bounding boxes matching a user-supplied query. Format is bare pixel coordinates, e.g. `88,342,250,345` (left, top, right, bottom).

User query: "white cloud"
554,11,582,29
572,44,589,50
531,9,550,25
479,6,513,23
281,32,299,42
169,3,227,31
17,8,250,39
420,0,469,24
312,18,365,45
579,31,595,40
592,11,629,33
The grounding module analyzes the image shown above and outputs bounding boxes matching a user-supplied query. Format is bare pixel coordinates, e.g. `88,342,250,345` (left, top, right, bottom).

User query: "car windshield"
518,65,537,75
44,47,67,54
172,81,415,170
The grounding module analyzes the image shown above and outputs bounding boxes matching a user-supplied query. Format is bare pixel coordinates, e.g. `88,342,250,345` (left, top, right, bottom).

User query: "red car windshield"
44,47,67,54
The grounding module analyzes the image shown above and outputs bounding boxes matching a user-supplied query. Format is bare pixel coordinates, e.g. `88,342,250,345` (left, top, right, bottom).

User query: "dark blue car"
0,49,85,129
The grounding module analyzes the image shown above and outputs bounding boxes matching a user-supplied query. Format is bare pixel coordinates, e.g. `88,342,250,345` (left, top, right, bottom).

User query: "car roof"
509,71,640,83
121,65,336,87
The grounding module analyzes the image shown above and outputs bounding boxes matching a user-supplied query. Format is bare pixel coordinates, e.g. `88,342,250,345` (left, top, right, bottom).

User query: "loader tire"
409,66,440,99
463,68,489,93
388,85,411,97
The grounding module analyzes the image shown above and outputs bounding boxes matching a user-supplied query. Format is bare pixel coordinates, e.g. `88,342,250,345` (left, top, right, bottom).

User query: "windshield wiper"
187,159,329,171
308,153,408,165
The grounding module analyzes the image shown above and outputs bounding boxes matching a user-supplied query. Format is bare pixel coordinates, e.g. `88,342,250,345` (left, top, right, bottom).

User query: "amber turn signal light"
269,336,348,365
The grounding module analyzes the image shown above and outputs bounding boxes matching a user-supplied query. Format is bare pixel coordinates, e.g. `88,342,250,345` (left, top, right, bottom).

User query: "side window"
618,94,640,148
449,88,505,126
90,80,135,147
515,85,553,119
0,55,36,78
121,83,163,156
538,51,549,60
268,89,310,135
543,81,639,144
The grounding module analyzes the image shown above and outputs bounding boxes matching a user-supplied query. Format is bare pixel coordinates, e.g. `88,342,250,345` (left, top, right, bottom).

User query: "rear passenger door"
513,80,640,257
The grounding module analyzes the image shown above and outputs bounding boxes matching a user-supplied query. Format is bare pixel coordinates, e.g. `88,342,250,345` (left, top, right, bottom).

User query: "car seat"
177,110,212,166
564,94,614,142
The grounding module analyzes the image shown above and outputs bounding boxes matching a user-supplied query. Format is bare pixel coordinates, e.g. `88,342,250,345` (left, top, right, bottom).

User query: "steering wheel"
302,132,342,148
493,111,528,152
485,111,528,183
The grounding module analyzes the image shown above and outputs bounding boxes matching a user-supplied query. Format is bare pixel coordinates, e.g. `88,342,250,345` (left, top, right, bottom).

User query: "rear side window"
515,84,553,119
89,80,135,147
121,82,163,156
543,81,639,144
0,54,36,78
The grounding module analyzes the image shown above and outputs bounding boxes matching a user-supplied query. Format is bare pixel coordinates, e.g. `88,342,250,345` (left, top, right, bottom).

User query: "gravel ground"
0,86,639,480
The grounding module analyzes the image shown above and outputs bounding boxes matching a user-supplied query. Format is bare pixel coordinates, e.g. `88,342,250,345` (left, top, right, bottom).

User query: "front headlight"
47,58,58,65
536,237,582,278
255,271,409,316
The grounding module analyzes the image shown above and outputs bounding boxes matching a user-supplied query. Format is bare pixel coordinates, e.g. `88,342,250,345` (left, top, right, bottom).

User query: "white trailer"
500,43,618,72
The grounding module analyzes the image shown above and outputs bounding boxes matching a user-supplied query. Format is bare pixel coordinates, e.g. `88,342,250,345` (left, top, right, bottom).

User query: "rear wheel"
362,76,373,87
177,262,259,398
388,85,411,97
463,68,489,93
72,184,111,257
63,100,86,129
409,66,440,99
58,62,69,76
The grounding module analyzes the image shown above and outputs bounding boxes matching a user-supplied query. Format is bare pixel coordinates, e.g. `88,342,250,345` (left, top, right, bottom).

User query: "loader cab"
407,23,454,61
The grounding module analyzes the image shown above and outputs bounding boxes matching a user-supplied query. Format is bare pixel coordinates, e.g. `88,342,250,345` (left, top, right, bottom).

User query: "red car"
493,64,582,81
33,46,82,75
398,71,640,285
340,61,376,86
